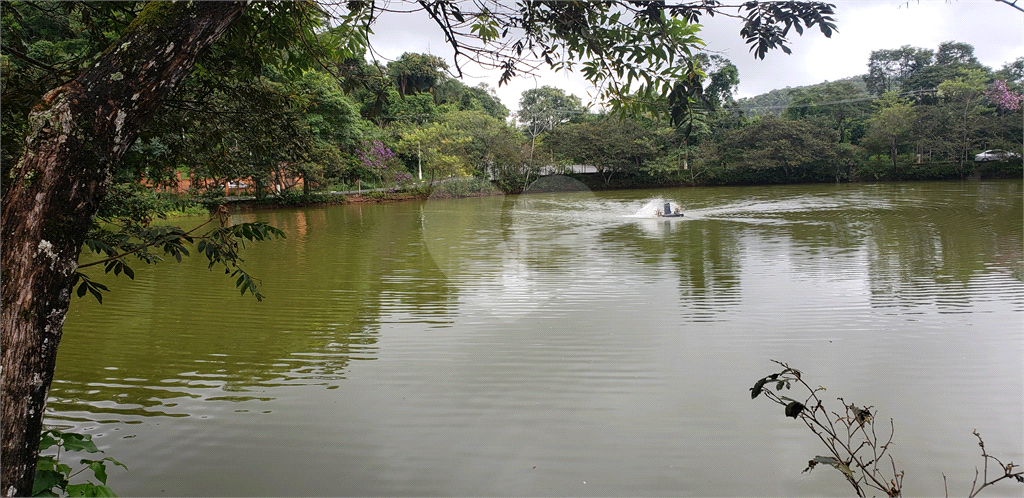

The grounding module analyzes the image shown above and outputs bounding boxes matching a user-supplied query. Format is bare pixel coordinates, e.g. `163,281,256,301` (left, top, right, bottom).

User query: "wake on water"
625,199,685,219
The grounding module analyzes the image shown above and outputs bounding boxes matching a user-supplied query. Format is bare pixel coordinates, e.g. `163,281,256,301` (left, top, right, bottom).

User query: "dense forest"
2,3,1021,209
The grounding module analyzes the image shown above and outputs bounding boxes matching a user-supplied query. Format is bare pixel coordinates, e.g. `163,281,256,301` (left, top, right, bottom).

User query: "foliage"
996,57,1024,86
0,2,142,183
973,156,1024,179
544,114,663,185
355,141,411,190
392,122,473,179
692,54,740,111
429,177,503,198
256,191,340,207
711,115,840,182
410,1,836,126
517,86,587,140
33,430,126,497
387,52,448,97
449,82,509,119
292,70,365,193
750,361,1024,498
935,41,981,67
864,92,916,176
738,76,868,118
78,206,286,303
784,80,872,143
435,110,527,179
863,45,934,96
935,69,990,174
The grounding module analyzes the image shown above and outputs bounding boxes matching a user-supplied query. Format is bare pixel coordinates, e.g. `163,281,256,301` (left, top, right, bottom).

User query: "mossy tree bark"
0,3,247,495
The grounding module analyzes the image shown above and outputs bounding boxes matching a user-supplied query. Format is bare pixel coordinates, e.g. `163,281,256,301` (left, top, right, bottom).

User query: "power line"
739,88,937,112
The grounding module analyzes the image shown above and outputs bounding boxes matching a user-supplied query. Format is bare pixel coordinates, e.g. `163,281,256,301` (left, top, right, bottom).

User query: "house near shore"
144,170,304,197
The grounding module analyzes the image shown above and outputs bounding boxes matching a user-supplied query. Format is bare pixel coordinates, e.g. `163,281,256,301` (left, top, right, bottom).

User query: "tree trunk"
889,136,899,178
0,3,246,496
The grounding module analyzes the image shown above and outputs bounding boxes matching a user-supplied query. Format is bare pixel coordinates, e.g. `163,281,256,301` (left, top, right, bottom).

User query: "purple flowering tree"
355,141,412,191
986,80,1023,113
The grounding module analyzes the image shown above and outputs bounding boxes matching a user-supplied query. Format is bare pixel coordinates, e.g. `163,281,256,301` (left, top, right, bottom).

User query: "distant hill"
736,75,868,117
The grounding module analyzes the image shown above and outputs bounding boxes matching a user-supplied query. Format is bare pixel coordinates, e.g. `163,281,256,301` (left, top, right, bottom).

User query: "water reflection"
53,203,463,419
55,181,1021,420
51,181,1022,496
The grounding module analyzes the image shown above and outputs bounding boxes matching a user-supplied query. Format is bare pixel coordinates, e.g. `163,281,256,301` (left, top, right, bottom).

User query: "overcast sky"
365,1,1024,112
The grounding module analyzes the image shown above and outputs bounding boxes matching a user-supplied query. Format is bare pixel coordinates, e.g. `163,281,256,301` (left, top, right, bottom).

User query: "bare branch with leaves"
751,360,1023,497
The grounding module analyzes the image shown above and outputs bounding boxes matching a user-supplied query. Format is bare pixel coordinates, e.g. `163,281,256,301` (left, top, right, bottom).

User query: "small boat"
657,202,684,218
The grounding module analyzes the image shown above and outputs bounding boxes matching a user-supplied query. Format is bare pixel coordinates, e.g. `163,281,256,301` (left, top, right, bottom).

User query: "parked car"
974,149,1021,162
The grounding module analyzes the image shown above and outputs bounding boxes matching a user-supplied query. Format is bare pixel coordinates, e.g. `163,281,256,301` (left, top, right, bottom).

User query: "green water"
51,180,1023,496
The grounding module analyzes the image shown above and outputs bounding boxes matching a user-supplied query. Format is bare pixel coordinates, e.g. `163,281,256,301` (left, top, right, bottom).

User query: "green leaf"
60,433,100,453
35,456,57,473
65,483,97,497
88,285,103,304
101,456,127,470
750,377,767,399
32,469,64,496
83,460,108,485
785,401,805,419
39,432,61,451
92,485,117,497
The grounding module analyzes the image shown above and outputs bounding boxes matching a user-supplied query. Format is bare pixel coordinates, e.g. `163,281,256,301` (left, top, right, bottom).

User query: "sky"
365,1,1024,112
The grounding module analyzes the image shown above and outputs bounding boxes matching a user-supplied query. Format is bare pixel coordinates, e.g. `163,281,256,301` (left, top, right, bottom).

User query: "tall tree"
903,41,988,95
863,45,933,96
996,57,1024,86
936,69,989,175
517,86,586,141
386,52,449,97
1,2,839,495
864,92,916,176
934,40,980,67
693,54,740,110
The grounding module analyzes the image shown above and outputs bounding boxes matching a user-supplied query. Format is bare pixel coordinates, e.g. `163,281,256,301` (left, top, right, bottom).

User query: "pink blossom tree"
986,80,1023,112
356,141,411,191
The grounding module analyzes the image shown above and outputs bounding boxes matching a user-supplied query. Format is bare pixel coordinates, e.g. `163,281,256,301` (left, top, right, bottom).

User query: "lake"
51,180,1023,496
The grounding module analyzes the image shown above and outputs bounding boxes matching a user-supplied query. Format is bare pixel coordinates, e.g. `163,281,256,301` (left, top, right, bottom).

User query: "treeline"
2,3,1021,208
549,41,1022,189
